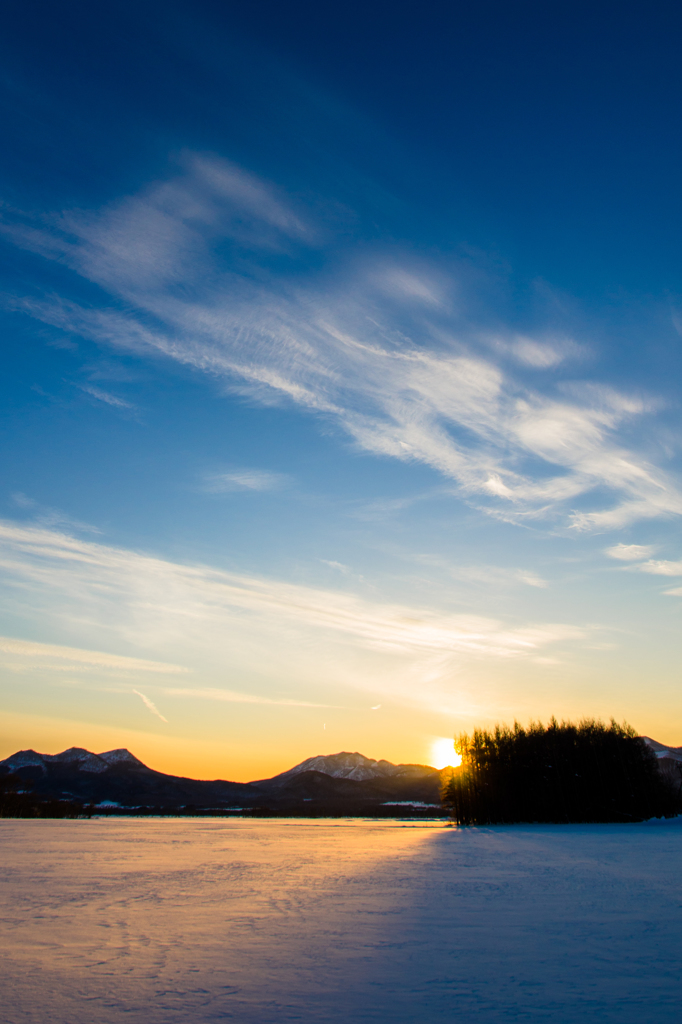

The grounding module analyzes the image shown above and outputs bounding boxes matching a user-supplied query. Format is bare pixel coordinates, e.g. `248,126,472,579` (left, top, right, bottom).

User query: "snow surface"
1,817,682,1022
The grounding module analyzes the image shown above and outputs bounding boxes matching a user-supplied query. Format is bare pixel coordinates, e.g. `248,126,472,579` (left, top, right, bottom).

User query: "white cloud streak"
165,687,340,708
0,636,186,673
0,520,582,658
321,560,350,574
507,336,580,368
4,153,680,530
133,689,168,722
448,565,549,589
0,519,588,710
202,469,289,493
605,543,656,561
77,383,133,409
636,559,682,576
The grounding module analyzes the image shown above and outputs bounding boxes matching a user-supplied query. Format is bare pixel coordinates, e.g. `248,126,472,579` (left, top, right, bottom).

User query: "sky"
2,0,682,780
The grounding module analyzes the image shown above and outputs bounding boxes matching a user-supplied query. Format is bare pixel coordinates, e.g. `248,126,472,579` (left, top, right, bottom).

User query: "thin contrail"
133,689,168,723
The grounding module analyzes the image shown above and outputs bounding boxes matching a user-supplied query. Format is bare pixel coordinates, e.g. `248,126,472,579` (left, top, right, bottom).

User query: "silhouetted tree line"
655,755,682,800
441,719,681,824
0,771,92,818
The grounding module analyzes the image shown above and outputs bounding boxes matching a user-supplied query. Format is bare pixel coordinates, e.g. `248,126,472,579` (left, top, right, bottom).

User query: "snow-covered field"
1,817,681,1023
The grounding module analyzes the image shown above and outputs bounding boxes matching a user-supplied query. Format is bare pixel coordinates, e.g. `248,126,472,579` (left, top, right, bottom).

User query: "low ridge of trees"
0,771,91,819
441,719,680,825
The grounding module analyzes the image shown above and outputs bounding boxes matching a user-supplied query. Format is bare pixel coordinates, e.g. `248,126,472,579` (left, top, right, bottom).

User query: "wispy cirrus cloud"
0,636,186,673
10,493,102,535
452,565,549,589
0,519,588,711
605,543,656,561
133,689,169,722
410,552,549,589
604,550,682,598
320,559,350,573
498,335,585,369
636,559,682,576
3,153,681,530
0,520,582,658
165,687,341,708
76,383,133,409
202,469,290,493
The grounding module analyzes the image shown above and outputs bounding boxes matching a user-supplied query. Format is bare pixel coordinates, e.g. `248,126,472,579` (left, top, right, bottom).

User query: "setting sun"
431,738,463,770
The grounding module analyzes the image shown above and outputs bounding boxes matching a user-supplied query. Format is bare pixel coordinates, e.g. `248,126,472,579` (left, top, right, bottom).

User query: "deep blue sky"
2,1,682,776
3,0,682,295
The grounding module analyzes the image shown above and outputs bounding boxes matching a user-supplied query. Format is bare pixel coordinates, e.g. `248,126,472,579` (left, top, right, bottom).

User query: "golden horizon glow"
431,737,463,770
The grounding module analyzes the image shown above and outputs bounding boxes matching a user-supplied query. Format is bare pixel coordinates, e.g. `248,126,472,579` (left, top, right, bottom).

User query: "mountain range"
0,747,445,816
3,738,679,817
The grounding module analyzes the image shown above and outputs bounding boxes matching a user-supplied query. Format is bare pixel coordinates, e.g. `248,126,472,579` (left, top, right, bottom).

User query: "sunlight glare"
431,737,462,770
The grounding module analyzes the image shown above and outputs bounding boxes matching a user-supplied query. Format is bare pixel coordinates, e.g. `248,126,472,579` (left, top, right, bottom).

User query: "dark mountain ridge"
641,737,682,760
0,747,444,816
642,737,682,798
6,738,677,817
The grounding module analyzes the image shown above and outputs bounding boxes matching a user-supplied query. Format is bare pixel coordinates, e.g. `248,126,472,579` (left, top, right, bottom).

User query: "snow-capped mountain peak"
97,749,145,766
0,749,48,771
641,737,682,762
260,751,436,784
0,746,147,774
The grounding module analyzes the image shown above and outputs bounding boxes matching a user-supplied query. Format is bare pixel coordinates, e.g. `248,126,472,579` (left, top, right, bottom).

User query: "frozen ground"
1,817,682,1023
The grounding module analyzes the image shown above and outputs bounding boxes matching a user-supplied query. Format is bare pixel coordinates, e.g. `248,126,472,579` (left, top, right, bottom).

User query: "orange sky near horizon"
2,700,679,784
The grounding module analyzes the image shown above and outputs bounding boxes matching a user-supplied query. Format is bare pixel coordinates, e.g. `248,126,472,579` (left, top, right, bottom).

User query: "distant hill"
641,737,682,798
254,750,437,784
5,740,676,818
641,737,682,760
0,747,444,816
